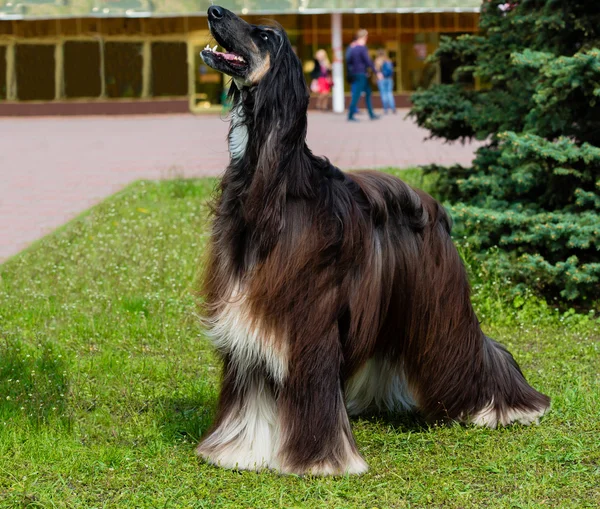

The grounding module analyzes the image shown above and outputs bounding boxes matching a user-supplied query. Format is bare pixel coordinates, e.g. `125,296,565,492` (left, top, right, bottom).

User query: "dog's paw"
196,442,274,472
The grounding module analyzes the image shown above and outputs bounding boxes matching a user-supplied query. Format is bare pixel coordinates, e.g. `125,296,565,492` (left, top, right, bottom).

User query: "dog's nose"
208,5,224,20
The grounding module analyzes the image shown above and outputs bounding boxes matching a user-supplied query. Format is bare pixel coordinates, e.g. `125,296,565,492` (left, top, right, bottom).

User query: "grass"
0,170,599,508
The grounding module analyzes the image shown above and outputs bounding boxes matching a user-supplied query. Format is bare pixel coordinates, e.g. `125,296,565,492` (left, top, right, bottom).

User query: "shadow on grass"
157,393,431,450
356,410,431,433
155,394,217,445
0,338,70,427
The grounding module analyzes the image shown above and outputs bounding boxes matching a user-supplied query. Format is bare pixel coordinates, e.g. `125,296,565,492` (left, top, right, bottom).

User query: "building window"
16,44,55,101
104,42,143,98
151,42,188,97
0,46,6,100
64,41,102,98
398,33,440,92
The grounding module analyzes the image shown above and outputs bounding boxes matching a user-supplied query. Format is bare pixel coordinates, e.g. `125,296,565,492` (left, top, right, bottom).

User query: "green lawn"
1,171,599,508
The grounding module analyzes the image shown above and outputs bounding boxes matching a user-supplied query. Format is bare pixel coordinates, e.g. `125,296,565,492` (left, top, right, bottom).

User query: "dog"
197,6,550,476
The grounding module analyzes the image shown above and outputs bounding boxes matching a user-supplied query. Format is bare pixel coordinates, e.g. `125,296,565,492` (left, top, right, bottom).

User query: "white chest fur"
206,288,287,385
228,105,249,161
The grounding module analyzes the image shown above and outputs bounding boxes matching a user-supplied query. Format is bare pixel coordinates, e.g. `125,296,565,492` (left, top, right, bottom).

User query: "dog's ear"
253,32,309,132
245,30,312,254
252,31,310,171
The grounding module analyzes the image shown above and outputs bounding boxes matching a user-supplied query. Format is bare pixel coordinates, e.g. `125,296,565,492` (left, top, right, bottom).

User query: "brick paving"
0,110,481,262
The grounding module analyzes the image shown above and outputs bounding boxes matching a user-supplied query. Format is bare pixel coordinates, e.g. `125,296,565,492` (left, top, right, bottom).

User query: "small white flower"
498,2,516,12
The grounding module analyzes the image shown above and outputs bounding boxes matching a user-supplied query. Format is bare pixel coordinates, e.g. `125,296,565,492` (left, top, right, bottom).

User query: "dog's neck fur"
228,101,249,162
214,82,335,262
228,85,311,170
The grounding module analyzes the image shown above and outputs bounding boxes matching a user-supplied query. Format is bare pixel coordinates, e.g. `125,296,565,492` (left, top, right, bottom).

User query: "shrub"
409,0,600,305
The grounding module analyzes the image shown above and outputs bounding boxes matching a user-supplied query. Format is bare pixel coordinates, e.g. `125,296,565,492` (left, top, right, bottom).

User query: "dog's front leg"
197,356,279,471
276,324,368,476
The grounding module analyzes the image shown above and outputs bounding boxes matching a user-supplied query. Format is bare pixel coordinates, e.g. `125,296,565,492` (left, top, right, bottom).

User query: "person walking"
346,29,379,122
310,49,333,111
374,49,397,114
345,36,359,116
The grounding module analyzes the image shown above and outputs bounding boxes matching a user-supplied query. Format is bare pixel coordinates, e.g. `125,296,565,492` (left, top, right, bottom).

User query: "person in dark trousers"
345,36,359,116
346,29,379,122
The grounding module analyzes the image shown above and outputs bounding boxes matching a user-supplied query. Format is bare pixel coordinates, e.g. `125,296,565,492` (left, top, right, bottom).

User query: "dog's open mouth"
201,45,249,76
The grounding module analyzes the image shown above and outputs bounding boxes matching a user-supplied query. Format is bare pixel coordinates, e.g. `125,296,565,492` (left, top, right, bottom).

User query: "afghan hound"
197,5,550,476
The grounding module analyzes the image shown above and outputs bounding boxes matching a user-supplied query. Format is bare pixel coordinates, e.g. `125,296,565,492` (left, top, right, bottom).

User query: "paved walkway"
0,110,480,262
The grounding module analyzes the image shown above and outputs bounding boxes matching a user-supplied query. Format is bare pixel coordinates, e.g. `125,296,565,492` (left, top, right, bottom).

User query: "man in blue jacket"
346,29,380,121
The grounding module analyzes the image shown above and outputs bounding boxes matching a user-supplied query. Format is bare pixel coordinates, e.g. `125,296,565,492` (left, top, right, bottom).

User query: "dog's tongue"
221,52,242,61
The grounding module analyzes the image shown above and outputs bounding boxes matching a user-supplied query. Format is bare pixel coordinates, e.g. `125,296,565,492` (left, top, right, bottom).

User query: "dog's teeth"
212,45,218,52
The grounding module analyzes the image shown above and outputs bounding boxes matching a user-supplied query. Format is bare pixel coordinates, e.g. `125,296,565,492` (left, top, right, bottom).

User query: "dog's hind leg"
459,335,551,428
398,199,551,427
411,330,551,429
345,356,416,416
196,357,279,471
276,324,368,476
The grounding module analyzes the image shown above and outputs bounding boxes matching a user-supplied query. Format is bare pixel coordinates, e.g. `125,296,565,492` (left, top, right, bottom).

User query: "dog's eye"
260,32,269,41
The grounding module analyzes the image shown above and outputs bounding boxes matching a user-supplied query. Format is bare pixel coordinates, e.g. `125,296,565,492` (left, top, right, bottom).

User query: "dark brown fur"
197,6,550,475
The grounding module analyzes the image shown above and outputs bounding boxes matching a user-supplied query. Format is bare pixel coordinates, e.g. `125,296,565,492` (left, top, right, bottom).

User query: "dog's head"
202,5,310,193
201,6,287,87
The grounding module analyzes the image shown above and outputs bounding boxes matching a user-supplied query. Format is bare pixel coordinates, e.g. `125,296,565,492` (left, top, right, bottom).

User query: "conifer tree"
410,0,600,304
